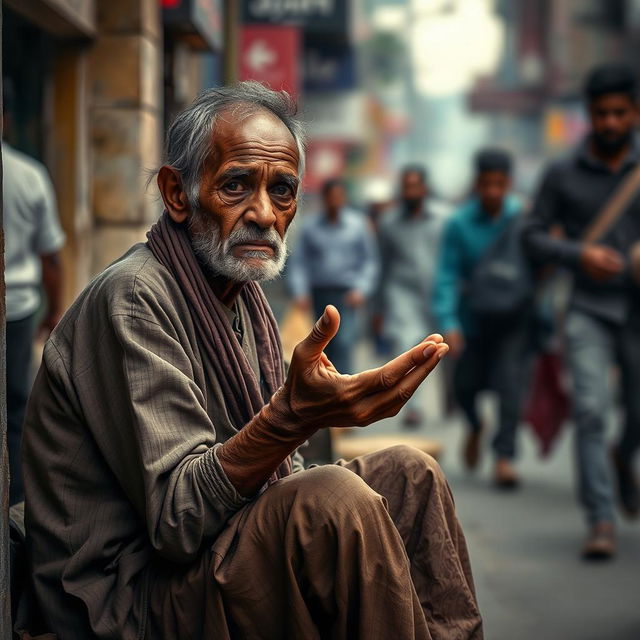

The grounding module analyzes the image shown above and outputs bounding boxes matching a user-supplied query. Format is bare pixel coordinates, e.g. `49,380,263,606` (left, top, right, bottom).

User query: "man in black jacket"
524,64,640,559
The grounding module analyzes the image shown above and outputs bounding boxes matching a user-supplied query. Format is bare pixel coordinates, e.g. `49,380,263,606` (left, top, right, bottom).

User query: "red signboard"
239,25,300,97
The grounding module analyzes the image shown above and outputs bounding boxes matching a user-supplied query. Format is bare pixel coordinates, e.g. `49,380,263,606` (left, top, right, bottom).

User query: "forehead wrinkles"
211,111,299,170
217,136,298,164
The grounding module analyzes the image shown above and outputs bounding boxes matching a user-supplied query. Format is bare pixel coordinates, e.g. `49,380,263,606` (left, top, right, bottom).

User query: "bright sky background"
373,0,505,97
411,0,504,95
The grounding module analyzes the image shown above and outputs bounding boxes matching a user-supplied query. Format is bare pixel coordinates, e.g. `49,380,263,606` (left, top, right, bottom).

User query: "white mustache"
226,227,284,256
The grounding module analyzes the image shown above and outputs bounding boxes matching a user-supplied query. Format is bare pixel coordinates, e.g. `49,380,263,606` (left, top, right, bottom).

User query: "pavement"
344,345,640,640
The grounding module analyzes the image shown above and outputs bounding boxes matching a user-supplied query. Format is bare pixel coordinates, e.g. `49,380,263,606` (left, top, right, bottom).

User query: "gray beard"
188,214,288,283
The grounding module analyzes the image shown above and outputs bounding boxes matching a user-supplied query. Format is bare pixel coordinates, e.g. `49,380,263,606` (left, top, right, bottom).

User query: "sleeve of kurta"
432,218,464,334
522,165,583,268
81,299,252,564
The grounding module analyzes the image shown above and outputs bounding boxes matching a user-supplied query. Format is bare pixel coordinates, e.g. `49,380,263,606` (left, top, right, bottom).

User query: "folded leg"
338,445,483,640
147,464,431,639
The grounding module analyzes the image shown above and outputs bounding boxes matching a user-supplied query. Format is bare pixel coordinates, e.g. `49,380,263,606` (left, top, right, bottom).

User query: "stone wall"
89,0,162,273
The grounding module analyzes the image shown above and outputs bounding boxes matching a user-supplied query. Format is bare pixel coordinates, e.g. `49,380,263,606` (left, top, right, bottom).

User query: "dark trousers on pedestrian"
454,315,533,460
7,313,36,505
565,307,640,526
312,286,358,374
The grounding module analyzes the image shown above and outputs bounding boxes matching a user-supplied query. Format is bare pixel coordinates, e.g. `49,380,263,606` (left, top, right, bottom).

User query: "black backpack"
467,215,534,318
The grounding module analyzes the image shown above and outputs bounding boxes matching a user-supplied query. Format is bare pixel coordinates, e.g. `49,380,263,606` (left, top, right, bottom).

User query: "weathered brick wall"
89,0,162,272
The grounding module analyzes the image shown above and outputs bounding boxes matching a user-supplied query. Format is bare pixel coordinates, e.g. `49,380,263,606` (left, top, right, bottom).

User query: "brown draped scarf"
147,212,292,479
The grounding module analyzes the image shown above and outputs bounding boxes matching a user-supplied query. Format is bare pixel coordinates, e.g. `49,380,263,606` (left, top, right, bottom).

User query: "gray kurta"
22,243,481,640
22,244,300,638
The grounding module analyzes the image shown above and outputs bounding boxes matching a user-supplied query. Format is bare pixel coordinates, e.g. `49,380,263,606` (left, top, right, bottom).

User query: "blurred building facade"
470,0,640,190
4,0,405,305
13,0,622,305
3,0,224,306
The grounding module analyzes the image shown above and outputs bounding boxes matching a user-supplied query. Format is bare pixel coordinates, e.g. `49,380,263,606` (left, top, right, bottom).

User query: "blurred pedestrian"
523,64,640,559
433,149,530,487
3,82,65,505
288,178,379,373
375,165,448,427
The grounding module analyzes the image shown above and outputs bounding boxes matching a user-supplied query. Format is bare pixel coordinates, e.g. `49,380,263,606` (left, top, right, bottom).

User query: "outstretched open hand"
282,305,448,432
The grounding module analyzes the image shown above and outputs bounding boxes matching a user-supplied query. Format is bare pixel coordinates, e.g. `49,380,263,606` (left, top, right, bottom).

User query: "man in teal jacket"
433,149,530,487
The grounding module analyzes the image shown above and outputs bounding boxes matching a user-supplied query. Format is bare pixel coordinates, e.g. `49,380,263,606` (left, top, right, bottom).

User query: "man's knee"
385,444,445,481
274,465,385,522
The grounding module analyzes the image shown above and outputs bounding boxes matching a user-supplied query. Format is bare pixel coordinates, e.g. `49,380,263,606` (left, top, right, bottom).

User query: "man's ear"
157,165,191,223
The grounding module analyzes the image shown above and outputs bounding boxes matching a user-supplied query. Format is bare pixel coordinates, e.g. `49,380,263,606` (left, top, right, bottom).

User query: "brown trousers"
146,445,483,640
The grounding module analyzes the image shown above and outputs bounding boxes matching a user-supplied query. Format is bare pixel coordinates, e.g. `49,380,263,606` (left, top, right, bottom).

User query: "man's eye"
272,184,293,197
224,181,244,192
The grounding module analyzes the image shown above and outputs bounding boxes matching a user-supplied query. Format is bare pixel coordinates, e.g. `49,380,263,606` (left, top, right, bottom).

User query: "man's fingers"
602,247,624,263
357,338,444,391
600,258,623,273
357,343,449,421
294,305,341,363
394,344,448,399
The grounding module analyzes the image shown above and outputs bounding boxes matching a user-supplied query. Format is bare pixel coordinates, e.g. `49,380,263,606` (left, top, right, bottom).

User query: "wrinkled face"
189,109,300,282
401,171,428,209
589,93,638,154
475,170,510,214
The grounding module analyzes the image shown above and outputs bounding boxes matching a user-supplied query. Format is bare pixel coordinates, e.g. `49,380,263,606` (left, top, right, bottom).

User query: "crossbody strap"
583,163,640,244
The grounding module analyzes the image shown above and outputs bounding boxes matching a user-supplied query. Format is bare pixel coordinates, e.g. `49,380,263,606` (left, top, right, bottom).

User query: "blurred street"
5,0,640,637
339,346,640,640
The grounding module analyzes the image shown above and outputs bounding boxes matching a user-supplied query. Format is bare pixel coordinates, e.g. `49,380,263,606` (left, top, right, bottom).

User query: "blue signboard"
303,42,356,91
242,0,349,38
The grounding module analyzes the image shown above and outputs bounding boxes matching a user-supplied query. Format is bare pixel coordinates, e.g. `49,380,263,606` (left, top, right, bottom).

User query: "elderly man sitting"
21,82,483,640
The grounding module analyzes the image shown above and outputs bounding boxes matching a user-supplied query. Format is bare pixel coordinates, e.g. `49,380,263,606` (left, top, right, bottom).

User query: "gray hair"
161,81,305,209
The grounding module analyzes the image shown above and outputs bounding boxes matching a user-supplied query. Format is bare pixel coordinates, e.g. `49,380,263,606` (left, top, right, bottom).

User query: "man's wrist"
259,387,318,442
217,387,317,498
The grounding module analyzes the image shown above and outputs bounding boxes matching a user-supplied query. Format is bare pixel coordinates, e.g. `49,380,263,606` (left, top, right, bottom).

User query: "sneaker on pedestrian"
611,447,639,519
581,522,616,561
494,458,519,489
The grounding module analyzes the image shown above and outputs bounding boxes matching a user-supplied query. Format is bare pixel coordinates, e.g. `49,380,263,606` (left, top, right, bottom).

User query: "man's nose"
245,188,277,228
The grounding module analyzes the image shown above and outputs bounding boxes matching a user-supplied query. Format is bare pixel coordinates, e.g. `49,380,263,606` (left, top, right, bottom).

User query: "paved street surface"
344,348,640,640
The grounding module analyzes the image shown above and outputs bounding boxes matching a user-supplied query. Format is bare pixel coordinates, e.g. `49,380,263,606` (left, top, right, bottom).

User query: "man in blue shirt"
288,179,379,373
433,149,529,487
